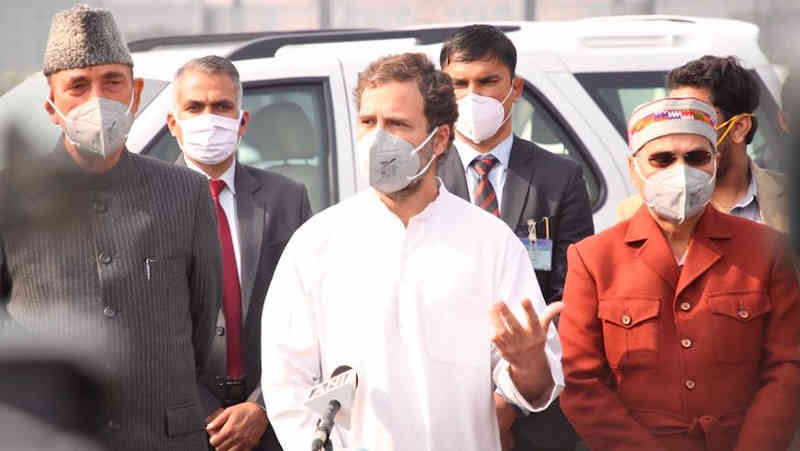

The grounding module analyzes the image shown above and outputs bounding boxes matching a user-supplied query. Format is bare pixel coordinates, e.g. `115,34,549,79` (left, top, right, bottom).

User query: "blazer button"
103,306,117,318
680,338,693,349
679,301,692,312
216,326,225,336
107,419,120,430
98,253,112,265
685,379,696,390
737,310,750,319
621,314,632,326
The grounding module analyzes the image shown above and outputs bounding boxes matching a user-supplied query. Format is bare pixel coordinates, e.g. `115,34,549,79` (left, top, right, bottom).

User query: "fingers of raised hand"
538,301,564,332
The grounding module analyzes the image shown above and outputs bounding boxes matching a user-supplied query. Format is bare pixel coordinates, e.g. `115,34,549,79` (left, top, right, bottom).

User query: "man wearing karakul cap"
558,97,800,450
0,4,221,451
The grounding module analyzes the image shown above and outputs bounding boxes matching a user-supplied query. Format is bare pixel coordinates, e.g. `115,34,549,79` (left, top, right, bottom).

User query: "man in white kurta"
261,53,564,451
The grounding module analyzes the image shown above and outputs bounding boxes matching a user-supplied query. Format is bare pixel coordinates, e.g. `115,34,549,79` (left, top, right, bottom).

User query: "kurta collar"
368,178,451,224
48,137,137,190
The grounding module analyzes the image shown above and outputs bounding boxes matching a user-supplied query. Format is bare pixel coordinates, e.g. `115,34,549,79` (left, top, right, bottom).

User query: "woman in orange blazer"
559,97,800,451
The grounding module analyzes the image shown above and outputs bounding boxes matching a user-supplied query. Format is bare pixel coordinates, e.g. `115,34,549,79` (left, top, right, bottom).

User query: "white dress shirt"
454,134,514,206
261,184,564,451
185,159,242,281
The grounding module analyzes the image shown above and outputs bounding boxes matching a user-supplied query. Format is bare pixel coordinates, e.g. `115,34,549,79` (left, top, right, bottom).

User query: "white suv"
0,16,786,231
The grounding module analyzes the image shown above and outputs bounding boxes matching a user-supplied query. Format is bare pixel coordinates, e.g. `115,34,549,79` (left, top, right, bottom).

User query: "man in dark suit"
0,6,221,451
168,56,312,451
438,25,595,451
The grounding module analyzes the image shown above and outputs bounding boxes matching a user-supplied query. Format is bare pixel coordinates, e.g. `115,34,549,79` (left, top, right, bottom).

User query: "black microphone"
307,365,358,451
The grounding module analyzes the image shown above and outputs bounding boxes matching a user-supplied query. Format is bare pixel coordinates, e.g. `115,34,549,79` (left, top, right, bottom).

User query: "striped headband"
627,97,718,154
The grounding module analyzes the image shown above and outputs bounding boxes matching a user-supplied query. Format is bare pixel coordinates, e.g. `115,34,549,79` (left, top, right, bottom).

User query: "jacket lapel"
752,163,789,233
625,206,679,290
675,207,729,296
500,136,536,229
437,144,470,201
235,163,264,319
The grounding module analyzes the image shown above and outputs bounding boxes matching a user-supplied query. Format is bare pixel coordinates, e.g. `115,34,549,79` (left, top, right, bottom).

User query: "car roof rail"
225,25,521,61
128,29,374,52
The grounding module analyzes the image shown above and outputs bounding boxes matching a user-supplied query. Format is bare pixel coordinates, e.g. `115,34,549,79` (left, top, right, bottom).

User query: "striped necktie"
471,154,500,216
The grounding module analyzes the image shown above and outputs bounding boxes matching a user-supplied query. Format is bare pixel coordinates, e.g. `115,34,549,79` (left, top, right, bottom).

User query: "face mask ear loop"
500,85,514,105
715,113,751,147
124,87,136,116
408,154,438,182
708,150,718,186
46,97,68,122
497,85,515,127
632,154,651,186
408,126,440,181
47,97,78,147
715,116,737,147
411,126,439,155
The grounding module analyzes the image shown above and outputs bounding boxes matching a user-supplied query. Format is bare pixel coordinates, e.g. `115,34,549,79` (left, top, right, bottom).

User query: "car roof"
130,16,771,84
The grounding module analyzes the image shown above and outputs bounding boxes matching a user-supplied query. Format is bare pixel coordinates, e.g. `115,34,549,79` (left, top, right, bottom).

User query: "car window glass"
144,82,332,213
512,87,603,209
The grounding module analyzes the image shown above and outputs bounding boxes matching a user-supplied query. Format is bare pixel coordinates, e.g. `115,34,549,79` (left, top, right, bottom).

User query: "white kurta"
261,184,564,451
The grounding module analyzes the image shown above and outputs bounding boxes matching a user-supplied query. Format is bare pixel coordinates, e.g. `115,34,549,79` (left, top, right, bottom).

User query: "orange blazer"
560,205,800,451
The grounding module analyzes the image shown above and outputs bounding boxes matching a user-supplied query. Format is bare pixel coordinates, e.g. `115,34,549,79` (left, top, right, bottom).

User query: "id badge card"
522,218,553,271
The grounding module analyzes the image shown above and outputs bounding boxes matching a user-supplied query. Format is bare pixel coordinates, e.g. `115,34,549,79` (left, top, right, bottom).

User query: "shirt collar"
731,164,759,211
453,134,514,174
185,158,237,195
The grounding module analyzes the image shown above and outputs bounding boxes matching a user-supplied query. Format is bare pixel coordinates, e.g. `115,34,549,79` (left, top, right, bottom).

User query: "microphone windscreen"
331,365,357,388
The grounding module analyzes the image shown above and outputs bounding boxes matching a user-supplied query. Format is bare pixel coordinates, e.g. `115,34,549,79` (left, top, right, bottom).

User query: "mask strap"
46,97,79,146
715,113,752,147
632,156,651,186
409,153,438,182
500,85,514,105
46,97,68,122
408,126,440,181
496,85,515,127
124,87,135,115
411,126,439,155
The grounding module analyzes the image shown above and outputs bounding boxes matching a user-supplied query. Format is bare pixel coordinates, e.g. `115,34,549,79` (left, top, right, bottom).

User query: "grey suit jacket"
177,159,311,426
438,135,594,448
0,144,221,451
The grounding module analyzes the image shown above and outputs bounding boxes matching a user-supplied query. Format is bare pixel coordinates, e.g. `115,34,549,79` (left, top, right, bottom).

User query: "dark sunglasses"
646,150,714,169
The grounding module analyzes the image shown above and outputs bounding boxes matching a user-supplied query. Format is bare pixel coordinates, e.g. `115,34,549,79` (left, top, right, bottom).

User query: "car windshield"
576,71,790,171
0,73,168,170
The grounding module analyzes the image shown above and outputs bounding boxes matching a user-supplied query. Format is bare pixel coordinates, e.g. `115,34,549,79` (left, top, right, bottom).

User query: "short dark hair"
667,55,759,144
354,53,458,144
440,24,516,77
175,55,242,107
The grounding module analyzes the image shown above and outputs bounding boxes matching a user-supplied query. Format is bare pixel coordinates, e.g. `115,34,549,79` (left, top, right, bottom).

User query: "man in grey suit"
437,25,595,451
168,56,312,451
0,5,221,451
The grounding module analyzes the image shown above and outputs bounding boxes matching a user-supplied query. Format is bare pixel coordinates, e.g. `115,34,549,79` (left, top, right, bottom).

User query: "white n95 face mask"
48,90,135,158
455,87,513,144
175,112,242,165
356,126,439,194
634,158,716,224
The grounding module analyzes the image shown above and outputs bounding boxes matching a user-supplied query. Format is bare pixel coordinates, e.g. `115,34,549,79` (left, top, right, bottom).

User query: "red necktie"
209,179,244,379
472,154,500,216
